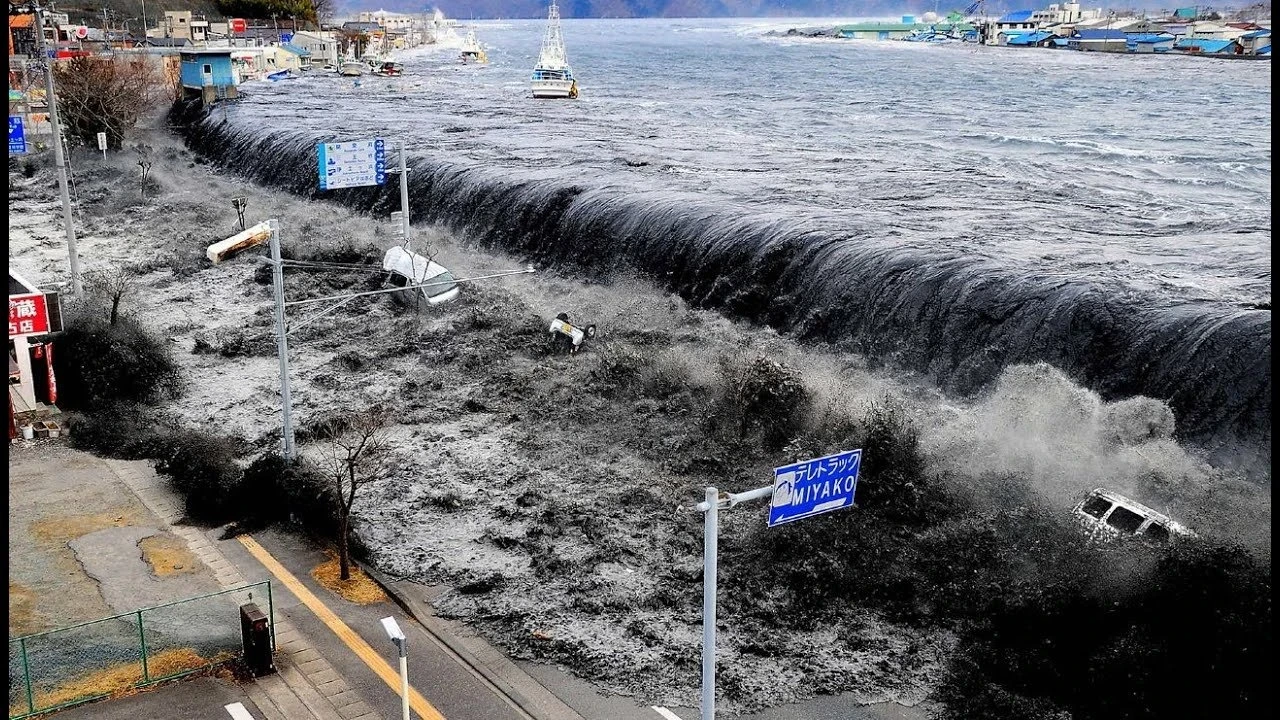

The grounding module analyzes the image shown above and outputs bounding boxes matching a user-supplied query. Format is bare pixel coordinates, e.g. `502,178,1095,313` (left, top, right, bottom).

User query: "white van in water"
382,246,459,305
1073,488,1194,544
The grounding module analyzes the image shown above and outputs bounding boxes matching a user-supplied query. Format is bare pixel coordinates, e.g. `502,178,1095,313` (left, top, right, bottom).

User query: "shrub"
152,429,245,524
52,309,182,411
237,453,337,534
64,403,177,459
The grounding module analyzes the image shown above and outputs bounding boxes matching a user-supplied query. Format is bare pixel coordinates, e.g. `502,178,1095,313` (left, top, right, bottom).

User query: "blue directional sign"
768,449,862,527
9,116,27,155
317,138,387,190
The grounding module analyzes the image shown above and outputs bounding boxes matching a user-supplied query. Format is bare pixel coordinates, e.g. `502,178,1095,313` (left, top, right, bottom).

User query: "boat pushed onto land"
531,1,577,98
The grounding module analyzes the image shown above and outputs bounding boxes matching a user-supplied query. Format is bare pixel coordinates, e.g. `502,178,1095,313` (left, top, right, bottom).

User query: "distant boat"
338,58,364,77
372,61,403,77
531,1,577,99
267,69,299,81
460,29,488,64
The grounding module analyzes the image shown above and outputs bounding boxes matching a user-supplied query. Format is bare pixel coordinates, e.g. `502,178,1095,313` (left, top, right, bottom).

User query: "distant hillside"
336,1,932,20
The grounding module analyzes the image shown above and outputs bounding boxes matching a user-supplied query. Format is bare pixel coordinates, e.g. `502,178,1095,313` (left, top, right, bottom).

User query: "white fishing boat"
338,57,364,76
531,1,577,99
460,29,488,64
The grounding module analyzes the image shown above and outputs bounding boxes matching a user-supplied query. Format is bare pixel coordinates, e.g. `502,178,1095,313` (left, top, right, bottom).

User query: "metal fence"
8,581,273,719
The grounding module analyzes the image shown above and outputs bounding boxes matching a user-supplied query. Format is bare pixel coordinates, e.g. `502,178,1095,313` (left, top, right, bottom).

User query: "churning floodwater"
179,18,1272,470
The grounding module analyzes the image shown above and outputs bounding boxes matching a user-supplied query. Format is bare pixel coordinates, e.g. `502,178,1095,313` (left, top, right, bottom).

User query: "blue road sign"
768,449,862,527
9,116,27,155
317,138,387,190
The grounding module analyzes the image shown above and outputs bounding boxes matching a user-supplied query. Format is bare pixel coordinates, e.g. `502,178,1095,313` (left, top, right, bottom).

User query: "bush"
152,429,245,524
237,453,337,535
717,354,810,450
65,403,177,459
52,309,182,411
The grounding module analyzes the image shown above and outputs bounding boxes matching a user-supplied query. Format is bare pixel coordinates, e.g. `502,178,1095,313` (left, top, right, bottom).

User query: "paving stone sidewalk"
106,458,381,720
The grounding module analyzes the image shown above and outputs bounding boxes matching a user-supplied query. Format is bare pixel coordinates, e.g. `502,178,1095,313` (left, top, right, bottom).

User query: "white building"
357,9,416,31
290,30,340,68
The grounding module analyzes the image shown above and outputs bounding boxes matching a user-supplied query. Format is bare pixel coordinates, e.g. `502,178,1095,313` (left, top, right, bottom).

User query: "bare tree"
52,55,162,150
85,266,135,326
311,0,335,25
316,407,393,580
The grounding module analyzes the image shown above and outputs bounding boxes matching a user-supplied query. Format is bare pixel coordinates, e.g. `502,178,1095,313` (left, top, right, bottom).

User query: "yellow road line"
238,535,446,720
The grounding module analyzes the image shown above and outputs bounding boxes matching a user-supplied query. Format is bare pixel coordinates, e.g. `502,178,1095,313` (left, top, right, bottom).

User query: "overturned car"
1073,488,1195,545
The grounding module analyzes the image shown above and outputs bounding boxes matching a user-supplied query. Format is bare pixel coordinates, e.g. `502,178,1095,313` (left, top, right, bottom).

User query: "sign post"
9,116,26,155
96,131,107,159
693,449,862,720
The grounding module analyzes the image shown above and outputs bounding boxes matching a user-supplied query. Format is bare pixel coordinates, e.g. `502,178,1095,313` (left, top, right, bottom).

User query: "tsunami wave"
176,110,1272,474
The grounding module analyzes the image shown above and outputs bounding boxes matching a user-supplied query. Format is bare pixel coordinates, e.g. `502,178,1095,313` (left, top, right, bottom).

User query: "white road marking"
224,702,256,720
652,706,685,720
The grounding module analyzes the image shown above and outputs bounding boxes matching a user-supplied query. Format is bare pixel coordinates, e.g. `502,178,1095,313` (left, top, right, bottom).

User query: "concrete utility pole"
398,141,411,246
31,0,84,298
268,220,296,460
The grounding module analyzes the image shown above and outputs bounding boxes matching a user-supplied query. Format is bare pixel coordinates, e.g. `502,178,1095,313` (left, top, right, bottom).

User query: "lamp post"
380,617,410,720
20,0,83,298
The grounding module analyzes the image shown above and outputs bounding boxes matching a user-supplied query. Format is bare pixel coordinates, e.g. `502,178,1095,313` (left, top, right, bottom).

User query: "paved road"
50,676,265,720
219,528,533,720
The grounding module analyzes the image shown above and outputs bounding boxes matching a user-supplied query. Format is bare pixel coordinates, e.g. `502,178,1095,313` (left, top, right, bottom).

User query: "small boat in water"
338,58,364,77
460,29,488,63
372,61,403,76
267,69,299,81
531,1,577,99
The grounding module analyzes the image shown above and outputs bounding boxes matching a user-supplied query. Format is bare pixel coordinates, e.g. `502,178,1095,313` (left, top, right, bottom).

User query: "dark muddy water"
179,18,1272,469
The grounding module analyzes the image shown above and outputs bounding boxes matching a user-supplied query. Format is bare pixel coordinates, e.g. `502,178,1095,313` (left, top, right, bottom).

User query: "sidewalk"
106,458,382,720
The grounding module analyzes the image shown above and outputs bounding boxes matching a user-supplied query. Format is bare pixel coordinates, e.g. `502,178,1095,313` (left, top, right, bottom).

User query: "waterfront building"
179,47,238,104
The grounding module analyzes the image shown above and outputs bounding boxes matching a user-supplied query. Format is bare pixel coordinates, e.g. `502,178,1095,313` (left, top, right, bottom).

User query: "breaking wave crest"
176,112,1271,475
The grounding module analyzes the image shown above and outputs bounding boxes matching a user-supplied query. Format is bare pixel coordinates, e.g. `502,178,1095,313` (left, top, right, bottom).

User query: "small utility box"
239,602,275,676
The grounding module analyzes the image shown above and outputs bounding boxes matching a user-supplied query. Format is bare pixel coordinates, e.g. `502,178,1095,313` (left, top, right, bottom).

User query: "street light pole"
31,0,84,298
380,617,410,720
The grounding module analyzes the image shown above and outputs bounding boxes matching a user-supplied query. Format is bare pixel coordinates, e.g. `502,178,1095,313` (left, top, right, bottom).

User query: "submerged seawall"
175,108,1272,473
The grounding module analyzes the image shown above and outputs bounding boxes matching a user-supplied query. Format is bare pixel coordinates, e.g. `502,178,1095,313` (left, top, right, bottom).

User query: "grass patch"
138,533,202,577
310,551,388,605
9,647,234,716
9,581,43,637
29,508,143,545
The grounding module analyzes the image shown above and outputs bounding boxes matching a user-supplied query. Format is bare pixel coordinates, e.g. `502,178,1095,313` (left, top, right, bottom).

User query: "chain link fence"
8,581,273,719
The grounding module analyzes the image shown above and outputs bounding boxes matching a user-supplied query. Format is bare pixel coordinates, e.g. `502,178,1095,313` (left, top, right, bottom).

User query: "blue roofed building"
995,9,1038,33
1127,33,1177,53
1238,29,1272,55
1173,37,1245,55
1005,30,1057,47
1069,28,1129,52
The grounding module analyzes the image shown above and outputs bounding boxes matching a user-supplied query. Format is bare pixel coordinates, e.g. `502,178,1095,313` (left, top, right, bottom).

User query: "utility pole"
268,220,297,460
397,141,411,246
31,0,84,298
